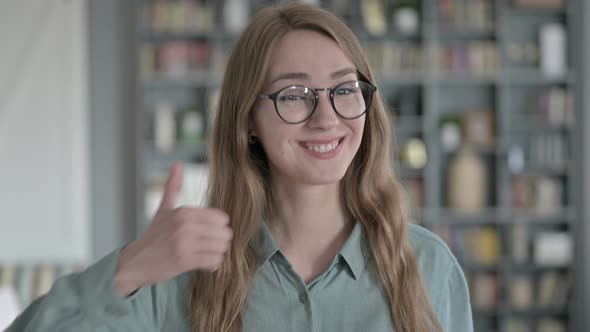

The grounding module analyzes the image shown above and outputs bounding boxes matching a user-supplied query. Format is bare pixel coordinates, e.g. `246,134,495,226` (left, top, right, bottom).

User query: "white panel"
0,0,89,263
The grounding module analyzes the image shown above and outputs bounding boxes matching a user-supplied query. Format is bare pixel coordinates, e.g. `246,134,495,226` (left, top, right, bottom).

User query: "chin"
302,170,347,186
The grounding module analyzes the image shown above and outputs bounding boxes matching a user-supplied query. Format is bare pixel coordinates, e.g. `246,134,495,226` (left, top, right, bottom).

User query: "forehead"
267,29,355,80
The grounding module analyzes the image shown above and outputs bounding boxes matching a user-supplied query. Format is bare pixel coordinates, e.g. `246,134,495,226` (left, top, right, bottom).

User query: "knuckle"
202,255,223,270
203,239,220,253
215,255,225,266
220,239,231,252
173,207,190,220
207,255,222,270
209,208,229,224
210,241,225,254
224,228,234,240
194,255,210,270
154,209,172,223
217,239,229,250
177,218,192,233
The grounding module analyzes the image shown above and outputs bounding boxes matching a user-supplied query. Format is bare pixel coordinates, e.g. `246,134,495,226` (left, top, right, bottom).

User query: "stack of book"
437,42,499,75
140,41,213,80
141,0,214,34
438,0,495,32
364,41,424,77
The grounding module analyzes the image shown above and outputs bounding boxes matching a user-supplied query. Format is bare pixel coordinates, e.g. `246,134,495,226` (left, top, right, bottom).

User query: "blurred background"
0,0,589,331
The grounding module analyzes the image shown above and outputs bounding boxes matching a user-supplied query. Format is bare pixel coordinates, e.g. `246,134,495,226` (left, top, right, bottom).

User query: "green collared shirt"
7,223,473,332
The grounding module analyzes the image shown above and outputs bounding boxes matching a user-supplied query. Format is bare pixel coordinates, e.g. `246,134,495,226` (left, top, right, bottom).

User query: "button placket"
298,293,308,304
104,305,127,317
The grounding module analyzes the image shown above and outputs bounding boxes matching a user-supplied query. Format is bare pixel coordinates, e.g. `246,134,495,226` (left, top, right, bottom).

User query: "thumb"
159,160,183,211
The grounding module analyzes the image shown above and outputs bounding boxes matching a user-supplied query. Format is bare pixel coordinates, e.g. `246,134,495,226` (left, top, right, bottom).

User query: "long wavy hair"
188,3,443,332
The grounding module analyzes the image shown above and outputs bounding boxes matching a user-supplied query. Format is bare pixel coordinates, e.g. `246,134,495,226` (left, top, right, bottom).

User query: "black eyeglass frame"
258,80,377,124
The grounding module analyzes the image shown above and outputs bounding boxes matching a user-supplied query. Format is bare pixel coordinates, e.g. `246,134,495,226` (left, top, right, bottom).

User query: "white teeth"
305,140,339,153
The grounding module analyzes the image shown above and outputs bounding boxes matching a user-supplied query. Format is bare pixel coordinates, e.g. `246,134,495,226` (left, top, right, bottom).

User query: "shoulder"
407,223,457,268
407,224,474,330
407,224,467,305
408,224,470,322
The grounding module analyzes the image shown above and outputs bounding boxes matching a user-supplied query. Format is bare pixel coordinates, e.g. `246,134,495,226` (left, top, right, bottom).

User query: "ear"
248,117,257,136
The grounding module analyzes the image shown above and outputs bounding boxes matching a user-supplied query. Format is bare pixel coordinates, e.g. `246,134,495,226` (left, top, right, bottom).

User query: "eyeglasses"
258,80,377,124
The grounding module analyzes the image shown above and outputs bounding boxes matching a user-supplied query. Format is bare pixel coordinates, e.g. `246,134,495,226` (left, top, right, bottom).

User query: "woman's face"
251,29,366,187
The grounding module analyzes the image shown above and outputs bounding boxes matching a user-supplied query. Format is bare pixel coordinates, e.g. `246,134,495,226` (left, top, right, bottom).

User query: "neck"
267,180,353,258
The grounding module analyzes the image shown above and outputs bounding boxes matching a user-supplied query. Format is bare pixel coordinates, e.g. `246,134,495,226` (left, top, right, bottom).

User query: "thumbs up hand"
114,161,232,297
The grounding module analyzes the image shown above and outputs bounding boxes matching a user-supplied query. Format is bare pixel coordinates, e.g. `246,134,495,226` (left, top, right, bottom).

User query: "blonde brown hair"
188,3,443,332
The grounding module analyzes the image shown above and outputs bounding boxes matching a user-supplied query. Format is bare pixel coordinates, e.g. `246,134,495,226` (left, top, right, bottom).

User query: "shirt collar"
252,222,281,266
252,221,369,280
337,222,369,280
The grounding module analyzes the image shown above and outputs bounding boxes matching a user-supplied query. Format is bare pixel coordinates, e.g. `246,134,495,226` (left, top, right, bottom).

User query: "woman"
7,3,472,332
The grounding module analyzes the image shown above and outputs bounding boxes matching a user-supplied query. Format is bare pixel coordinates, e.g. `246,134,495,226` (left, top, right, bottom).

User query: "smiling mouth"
300,137,344,153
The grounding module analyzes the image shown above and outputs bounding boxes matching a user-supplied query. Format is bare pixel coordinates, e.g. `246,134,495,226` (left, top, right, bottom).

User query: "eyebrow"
270,67,357,85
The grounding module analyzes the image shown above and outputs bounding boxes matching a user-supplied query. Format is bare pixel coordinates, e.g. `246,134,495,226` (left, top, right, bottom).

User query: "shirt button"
298,293,308,303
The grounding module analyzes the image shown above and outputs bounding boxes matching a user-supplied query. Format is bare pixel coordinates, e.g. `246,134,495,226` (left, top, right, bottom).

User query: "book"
514,0,564,8
503,318,532,332
33,265,56,299
470,273,498,309
462,109,495,148
538,318,566,332
509,275,533,309
361,0,387,36
537,271,570,308
0,265,16,289
148,0,213,34
437,42,498,75
511,176,563,214
534,232,572,266
464,227,500,265
437,0,494,32
510,223,530,264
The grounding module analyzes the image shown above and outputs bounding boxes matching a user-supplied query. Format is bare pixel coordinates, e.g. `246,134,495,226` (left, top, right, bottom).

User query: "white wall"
0,0,90,263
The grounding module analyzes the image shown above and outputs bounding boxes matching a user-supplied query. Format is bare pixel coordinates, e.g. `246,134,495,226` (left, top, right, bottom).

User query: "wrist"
115,243,143,297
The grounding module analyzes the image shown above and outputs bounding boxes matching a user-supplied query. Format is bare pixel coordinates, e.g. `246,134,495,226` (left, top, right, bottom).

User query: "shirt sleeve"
438,262,474,332
5,248,168,332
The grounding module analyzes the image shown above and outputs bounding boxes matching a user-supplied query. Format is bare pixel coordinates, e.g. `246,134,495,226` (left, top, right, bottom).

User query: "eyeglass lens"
275,81,372,123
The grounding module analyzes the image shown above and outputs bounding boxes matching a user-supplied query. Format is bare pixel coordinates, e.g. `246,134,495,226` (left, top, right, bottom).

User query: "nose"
306,90,340,129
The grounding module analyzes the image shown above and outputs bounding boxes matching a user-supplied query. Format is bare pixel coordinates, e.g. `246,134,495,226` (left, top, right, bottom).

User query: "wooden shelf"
503,70,574,85
141,30,217,42
142,73,222,88
437,29,497,40
422,207,575,225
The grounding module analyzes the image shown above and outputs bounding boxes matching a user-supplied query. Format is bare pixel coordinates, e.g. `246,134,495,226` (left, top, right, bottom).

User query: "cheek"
252,102,286,133
349,117,366,140
348,118,366,156
257,121,299,157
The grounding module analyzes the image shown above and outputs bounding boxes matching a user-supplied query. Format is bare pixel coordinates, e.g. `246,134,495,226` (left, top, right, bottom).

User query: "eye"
278,94,307,101
335,87,356,95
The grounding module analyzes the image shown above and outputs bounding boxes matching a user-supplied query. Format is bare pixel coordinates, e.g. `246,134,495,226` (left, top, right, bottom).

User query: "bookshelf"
135,0,581,331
